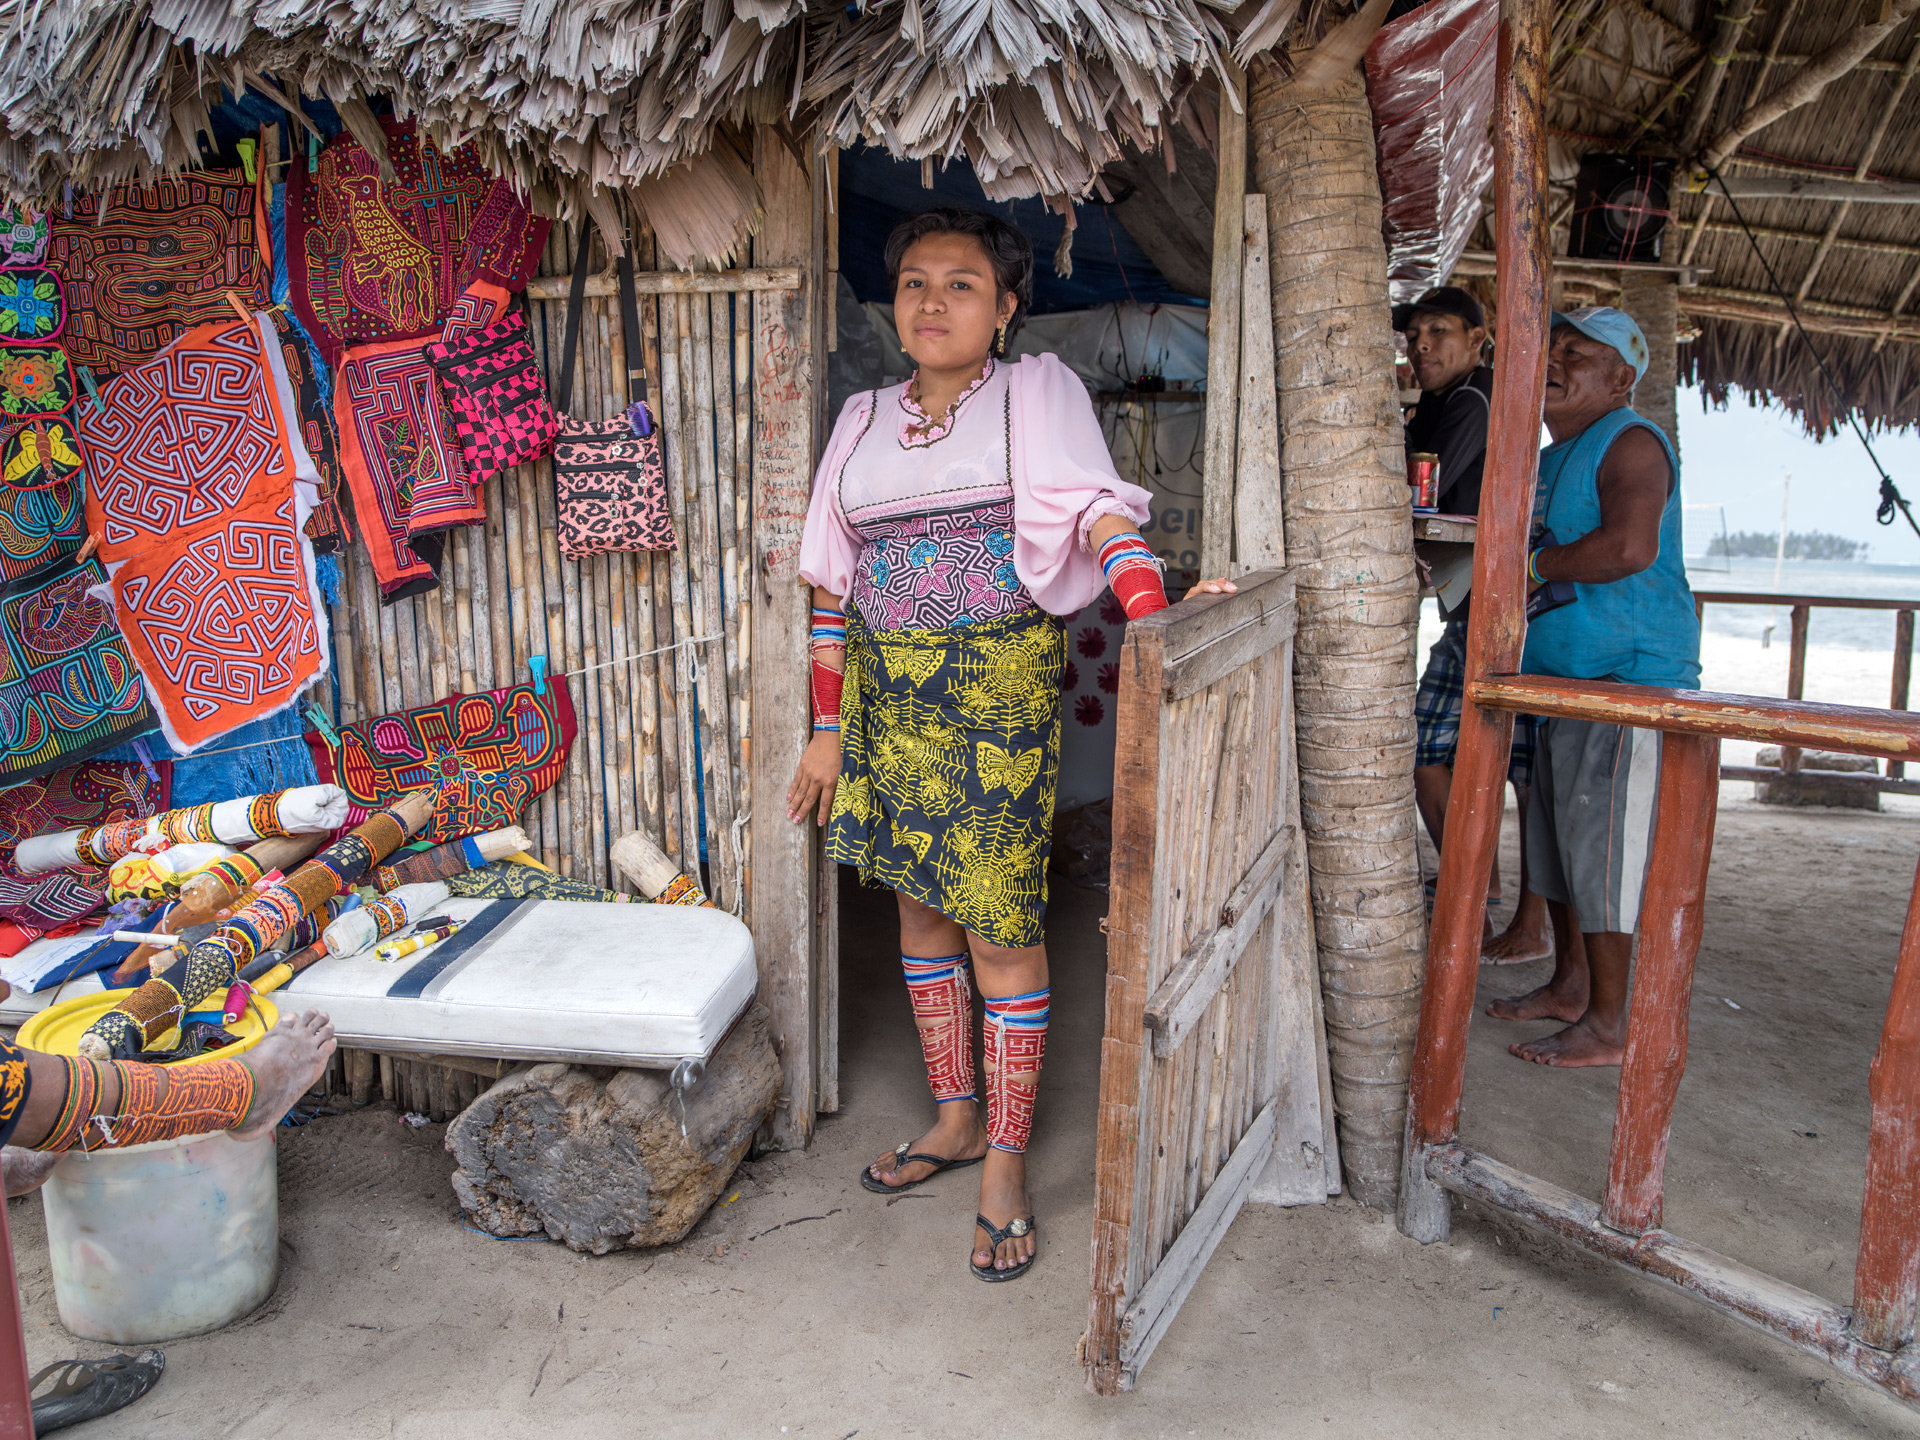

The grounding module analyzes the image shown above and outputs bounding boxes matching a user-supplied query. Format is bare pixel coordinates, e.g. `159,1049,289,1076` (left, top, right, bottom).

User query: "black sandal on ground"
859,1142,984,1194
30,1349,165,1435
969,1213,1037,1282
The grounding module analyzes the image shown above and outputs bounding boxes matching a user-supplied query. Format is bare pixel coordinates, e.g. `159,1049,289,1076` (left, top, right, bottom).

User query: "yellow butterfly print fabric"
827,608,1064,948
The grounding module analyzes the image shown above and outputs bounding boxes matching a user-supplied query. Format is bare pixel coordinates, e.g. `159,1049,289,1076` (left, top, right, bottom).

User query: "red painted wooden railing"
1397,0,1920,1411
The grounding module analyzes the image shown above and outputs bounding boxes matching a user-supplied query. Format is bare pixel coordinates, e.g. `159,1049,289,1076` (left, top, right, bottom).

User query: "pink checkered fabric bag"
423,310,560,482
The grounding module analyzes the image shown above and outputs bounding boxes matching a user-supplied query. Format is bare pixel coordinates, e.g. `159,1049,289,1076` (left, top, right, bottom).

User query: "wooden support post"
1783,603,1810,773
1601,733,1721,1235
1849,852,1920,1350
1398,0,1551,1245
0,1198,31,1440
1234,194,1283,576
1200,60,1247,580
1892,609,1913,779
748,130,823,1149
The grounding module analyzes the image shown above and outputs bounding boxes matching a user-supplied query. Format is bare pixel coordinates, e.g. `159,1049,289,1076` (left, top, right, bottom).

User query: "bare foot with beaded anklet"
232,1011,337,1138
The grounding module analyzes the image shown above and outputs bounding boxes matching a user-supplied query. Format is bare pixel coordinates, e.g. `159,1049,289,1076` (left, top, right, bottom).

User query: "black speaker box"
1569,153,1673,263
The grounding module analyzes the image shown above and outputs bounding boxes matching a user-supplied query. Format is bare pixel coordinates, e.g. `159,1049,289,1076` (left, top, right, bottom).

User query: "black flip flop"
30,1349,165,1435
859,1141,984,1194
970,1213,1037,1282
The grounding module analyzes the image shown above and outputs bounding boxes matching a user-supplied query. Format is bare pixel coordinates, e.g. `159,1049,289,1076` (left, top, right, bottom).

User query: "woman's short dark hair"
883,207,1034,319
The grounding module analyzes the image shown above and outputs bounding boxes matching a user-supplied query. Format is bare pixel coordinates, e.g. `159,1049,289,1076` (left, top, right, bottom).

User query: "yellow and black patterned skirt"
0,1036,29,1147
829,608,1065,949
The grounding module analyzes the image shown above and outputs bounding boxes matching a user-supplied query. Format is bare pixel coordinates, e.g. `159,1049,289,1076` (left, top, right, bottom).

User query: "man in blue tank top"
1485,306,1699,1068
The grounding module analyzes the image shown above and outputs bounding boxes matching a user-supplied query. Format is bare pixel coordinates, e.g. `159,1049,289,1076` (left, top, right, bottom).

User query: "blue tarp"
837,146,1201,313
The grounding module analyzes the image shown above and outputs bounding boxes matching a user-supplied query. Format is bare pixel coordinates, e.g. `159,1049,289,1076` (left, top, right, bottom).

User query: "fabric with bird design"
829,607,1063,949
287,120,547,366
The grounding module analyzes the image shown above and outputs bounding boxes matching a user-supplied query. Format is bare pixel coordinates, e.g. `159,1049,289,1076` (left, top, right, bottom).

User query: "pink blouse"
798,353,1152,619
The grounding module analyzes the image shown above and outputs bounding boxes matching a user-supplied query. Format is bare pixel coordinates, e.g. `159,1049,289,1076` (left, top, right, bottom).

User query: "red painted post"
1849,852,1920,1350
0,1199,34,1439
1398,0,1551,1242
1782,603,1809,774
1601,733,1721,1235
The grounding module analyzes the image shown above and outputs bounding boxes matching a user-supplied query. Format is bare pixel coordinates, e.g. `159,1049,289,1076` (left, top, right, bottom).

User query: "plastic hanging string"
1706,164,1920,543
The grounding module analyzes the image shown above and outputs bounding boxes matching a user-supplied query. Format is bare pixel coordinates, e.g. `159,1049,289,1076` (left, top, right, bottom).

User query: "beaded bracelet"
1527,548,1545,585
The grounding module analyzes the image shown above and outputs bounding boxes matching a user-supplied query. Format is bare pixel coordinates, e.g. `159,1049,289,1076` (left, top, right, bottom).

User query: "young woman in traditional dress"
788,208,1231,1280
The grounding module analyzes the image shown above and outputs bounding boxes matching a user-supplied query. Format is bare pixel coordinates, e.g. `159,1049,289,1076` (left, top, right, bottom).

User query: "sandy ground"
9,784,1920,1438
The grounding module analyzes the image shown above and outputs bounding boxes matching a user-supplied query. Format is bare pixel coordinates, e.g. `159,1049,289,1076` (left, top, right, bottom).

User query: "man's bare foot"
233,1012,337,1138
2,1146,58,1197
867,1102,989,1190
972,1148,1035,1272
1509,1016,1625,1067
1485,981,1585,1024
1481,922,1554,966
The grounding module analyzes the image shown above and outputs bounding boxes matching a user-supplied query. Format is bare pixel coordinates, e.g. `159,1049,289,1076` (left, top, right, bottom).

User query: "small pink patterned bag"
550,227,676,561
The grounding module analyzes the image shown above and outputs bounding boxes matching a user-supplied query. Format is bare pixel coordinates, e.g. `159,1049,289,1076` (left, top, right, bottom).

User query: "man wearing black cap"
1396,285,1550,963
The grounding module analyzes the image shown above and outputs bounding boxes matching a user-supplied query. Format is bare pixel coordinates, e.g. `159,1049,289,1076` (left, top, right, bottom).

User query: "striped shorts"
1524,717,1662,935
1415,619,1535,785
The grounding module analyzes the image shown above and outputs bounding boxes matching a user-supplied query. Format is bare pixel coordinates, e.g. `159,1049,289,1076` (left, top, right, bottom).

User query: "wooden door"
1084,570,1335,1394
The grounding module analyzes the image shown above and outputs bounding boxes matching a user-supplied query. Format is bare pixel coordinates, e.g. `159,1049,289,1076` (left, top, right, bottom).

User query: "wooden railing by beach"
1693,590,1918,789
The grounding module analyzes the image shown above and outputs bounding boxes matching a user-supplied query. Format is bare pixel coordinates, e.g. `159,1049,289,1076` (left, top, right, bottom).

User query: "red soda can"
1408,451,1440,511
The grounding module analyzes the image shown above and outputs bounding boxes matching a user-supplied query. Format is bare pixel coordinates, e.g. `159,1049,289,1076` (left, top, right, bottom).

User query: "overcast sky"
1677,386,1920,562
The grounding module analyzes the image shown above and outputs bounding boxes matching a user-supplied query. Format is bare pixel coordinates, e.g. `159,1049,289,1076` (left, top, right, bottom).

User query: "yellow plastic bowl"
18,989,279,1064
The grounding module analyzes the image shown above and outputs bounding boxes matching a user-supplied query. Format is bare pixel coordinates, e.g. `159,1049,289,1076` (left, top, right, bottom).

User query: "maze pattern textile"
287,121,546,366
0,556,157,785
0,477,82,582
48,173,266,377
84,318,327,752
406,282,505,531
335,339,462,594
0,759,167,928
308,681,576,844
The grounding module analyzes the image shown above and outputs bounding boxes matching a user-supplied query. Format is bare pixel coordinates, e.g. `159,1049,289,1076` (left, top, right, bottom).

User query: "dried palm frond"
0,0,1238,268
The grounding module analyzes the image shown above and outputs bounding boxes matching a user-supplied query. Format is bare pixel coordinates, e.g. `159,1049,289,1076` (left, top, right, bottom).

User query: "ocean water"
1417,556,1920,772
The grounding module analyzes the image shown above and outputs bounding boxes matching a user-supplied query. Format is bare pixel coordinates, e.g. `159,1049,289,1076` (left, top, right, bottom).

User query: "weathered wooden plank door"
1084,570,1333,1394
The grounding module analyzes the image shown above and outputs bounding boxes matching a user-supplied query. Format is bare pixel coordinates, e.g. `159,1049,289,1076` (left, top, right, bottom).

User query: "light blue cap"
1550,306,1650,382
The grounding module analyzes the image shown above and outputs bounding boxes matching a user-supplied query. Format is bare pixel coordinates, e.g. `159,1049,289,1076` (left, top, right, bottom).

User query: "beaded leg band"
983,987,1049,1153
30,1055,255,1152
903,953,975,1103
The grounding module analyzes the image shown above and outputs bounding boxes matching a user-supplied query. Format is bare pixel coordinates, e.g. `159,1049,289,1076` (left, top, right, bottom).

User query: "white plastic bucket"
39,1128,278,1343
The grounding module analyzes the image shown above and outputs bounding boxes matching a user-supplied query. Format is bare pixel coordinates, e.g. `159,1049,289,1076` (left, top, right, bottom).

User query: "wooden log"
1470,676,1920,761
731,290,755,913
1398,0,1549,1244
347,1048,375,1107
447,1006,781,1251
686,288,740,910
1601,733,1720,1235
1850,852,1920,1350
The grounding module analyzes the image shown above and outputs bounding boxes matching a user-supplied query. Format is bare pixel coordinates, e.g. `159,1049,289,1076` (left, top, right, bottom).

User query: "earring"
996,321,1008,355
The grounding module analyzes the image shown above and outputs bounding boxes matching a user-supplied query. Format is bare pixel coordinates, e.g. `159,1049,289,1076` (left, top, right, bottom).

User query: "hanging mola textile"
47,172,267,378
81,315,331,753
307,679,575,845
0,759,169,930
286,121,546,367
78,789,435,1060
0,555,157,784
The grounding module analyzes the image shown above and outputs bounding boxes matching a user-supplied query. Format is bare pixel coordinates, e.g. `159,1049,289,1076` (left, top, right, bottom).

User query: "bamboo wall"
326,221,753,915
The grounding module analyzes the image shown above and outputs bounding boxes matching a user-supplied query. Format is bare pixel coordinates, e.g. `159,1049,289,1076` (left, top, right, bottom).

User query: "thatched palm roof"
1542,0,1920,434
0,0,1229,266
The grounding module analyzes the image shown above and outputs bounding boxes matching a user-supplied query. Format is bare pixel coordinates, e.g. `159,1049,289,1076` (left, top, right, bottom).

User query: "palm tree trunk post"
1250,63,1426,1208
